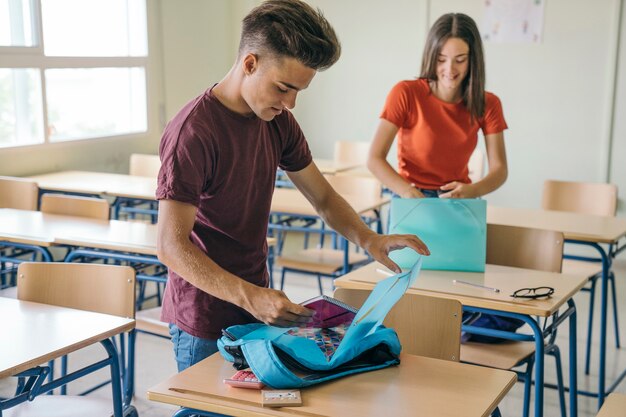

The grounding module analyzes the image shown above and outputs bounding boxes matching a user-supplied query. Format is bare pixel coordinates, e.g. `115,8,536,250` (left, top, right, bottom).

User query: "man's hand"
362,233,430,273
439,181,476,199
244,287,315,327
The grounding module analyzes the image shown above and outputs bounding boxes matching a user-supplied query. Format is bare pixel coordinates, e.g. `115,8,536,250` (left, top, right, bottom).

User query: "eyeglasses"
511,286,555,299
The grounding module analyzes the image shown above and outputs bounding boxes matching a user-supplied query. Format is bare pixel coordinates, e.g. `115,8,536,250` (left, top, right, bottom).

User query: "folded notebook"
299,295,358,328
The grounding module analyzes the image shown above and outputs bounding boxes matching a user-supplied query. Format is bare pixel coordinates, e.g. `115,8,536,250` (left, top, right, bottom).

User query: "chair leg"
585,275,598,375
609,271,620,348
280,268,287,291
490,407,502,417
548,346,567,417
317,274,323,295
521,356,535,417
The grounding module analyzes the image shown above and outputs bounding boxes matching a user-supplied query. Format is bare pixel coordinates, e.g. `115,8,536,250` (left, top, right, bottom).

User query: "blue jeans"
418,188,441,198
169,324,219,372
392,188,441,198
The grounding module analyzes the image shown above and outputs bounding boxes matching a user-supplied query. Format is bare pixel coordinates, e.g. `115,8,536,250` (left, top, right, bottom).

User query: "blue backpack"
217,259,422,389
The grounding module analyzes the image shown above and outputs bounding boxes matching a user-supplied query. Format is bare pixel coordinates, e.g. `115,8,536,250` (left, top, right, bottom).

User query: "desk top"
597,393,626,417
335,262,588,317
28,170,157,200
0,209,158,255
0,209,277,256
147,353,516,417
271,188,389,217
488,205,626,244
0,297,135,378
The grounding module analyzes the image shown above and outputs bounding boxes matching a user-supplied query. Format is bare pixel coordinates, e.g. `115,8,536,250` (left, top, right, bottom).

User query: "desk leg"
568,298,578,417
530,319,545,417
566,240,612,408
598,246,610,408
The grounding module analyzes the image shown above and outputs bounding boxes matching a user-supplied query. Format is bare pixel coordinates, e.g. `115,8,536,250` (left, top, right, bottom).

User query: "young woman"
369,13,516,343
368,13,508,199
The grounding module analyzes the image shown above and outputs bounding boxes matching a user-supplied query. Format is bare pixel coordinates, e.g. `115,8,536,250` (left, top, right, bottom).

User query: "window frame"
0,0,150,149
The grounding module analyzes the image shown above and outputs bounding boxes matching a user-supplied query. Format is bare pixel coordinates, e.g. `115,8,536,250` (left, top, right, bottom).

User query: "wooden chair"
461,223,565,417
542,179,620,375
129,153,161,178
0,177,40,288
468,147,485,183
135,306,170,338
333,140,374,178
0,176,38,210
5,262,137,417
40,193,110,220
334,288,462,361
333,140,369,166
275,176,382,295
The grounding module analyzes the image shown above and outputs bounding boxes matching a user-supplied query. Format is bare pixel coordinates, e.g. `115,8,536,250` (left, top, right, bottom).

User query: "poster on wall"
482,0,545,43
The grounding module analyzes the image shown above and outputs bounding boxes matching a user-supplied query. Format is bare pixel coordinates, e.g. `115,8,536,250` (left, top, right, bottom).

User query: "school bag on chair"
217,258,422,389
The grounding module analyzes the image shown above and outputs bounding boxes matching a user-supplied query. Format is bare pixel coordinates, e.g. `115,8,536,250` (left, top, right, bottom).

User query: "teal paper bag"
388,198,486,271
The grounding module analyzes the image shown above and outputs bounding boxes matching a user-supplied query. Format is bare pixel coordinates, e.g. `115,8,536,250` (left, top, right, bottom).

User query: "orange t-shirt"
380,78,508,189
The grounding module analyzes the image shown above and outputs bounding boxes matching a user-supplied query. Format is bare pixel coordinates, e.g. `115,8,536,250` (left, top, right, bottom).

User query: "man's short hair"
239,0,341,71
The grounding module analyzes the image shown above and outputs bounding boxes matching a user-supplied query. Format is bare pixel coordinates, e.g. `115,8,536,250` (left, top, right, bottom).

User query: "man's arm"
286,163,429,273
156,199,313,326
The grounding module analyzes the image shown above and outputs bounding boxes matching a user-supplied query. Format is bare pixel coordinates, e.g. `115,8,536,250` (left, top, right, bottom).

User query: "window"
0,0,148,148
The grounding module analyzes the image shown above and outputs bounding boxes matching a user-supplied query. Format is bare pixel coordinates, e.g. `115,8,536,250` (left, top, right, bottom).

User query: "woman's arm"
367,119,424,198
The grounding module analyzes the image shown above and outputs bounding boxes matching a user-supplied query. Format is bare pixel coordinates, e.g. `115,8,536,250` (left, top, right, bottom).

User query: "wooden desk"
313,158,361,175
488,205,626,407
0,297,134,416
335,262,587,317
147,353,516,417
271,187,389,217
0,208,158,256
28,170,157,200
335,262,588,417
0,297,134,378
487,206,626,244
596,393,626,417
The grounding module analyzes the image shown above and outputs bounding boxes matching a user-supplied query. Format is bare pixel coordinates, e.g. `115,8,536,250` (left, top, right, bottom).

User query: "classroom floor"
2,254,626,417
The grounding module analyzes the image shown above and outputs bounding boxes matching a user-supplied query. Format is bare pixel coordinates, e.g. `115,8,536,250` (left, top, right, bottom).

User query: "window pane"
45,67,146,142
42,0,147,56
0,0,36,47
0,68,44,147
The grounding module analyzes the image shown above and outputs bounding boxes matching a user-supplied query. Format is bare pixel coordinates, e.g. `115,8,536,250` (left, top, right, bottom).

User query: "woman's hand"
439,181,476,198
400,184,425,199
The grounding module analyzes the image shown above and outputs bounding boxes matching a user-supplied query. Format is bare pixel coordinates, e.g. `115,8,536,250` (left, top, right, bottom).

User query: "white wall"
159,0,238,120
293,0,626,213
610,1,626,213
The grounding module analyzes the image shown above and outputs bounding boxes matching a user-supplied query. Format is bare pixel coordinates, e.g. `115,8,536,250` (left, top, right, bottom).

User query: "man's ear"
242,53,258,76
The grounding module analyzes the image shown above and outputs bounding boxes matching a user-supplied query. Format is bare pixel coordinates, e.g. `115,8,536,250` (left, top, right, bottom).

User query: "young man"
156,0,429,372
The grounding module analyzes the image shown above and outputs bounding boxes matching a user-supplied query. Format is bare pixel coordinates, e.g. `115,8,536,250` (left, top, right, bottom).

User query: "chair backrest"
333,141,370,166
17,262,135,318
40,193,110,220
326,175,382,200
334,288,462,361
129,153,161,177
486,224,564,273
467,147,485,183
542,179,617,217
0,176,39,210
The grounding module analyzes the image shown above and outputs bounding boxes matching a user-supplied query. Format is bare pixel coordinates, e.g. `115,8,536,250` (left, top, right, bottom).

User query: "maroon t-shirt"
156,87,312,339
